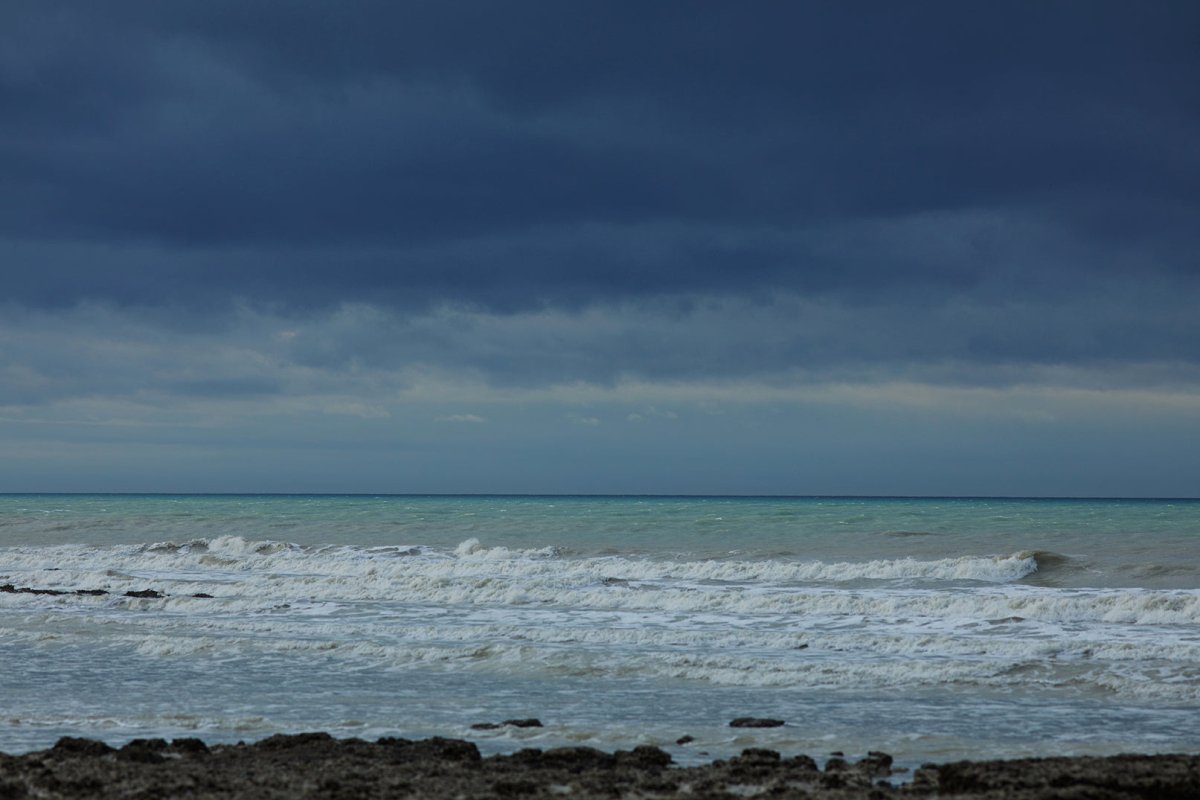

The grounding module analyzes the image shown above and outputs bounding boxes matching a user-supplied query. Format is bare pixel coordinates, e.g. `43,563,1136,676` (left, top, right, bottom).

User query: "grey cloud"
1,0,1197,417
2,1,1197,317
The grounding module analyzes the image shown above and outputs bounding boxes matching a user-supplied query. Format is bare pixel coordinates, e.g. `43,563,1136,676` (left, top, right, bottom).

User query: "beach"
3,733,1199,799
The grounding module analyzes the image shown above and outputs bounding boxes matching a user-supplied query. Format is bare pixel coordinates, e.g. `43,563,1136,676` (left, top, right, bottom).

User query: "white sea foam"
3,535,1039,585
3,536,1200,710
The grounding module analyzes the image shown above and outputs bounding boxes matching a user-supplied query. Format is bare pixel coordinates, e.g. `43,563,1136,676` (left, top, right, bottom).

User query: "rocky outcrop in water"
470,718,544,730
1,584,204,599
729,717,786,728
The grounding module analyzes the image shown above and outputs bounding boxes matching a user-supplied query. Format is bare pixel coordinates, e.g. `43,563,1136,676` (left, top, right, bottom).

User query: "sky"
1,1,1198,496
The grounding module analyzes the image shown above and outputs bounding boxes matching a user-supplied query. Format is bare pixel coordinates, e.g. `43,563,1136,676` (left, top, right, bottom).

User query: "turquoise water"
2,494,1198,764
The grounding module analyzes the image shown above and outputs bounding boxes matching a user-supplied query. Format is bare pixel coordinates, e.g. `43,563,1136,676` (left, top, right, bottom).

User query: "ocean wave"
3,539,1198,628
4,536,1042,585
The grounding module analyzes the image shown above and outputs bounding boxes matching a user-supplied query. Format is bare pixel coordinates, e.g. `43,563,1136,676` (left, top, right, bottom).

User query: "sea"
1,494,1198,768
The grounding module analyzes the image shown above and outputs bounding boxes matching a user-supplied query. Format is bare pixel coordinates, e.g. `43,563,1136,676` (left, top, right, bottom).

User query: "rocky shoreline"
1,733,1197,799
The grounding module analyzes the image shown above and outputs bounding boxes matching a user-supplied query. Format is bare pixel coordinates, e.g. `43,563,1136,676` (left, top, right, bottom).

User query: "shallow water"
2,494,1198,766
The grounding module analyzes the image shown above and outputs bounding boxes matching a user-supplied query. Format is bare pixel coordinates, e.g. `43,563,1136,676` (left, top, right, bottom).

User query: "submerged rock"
1,584,67,596
729,717,785,728
472,718,544,730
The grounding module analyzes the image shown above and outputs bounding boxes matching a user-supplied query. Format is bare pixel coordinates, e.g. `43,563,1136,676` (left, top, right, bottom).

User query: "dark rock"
375,736,412,746
255,732,334,750
126,738,168,751
617,746,672,768
735,748,781,765
124,589,163,598
784,754,820,771
0,778,26,799
192,592,214,598
471,719,542,731
641,777,680,793
170,737,210,754
821,771,847,789
117,739,168,763
676,735,695,745
2,583,109,596
501,748,545,766
50,737,114,757
539,746,615,770
858,750,894,777
9,733,1197,800
16,585,67,596
729,717,785,728
401,737,481,763
492,779,540,795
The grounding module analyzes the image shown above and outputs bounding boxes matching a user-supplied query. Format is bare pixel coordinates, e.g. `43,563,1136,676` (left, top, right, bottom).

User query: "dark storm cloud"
2,0,1199,394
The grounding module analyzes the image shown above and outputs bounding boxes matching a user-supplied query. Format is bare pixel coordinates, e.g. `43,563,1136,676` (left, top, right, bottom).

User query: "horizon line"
2,492,1197,502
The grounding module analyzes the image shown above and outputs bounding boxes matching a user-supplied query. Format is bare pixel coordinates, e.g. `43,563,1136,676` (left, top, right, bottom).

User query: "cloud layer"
2,2,1198,493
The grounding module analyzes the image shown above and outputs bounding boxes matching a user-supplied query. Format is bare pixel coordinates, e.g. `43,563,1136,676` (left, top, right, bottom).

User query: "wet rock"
117,739,168,763
538,746,615,771
396,737,481,763
49,737,114,757
675,735,695,745
729,717,785,728
492,778,540,795
170,737,210,755
124,589,163,598
734,748,781,765
783,754,820,771
617,745,672,768
10,733,1199,800
192,592,214,598
923,753,1200,797
375,736,412,746
471,718,542,731
824,756,848,772
2,583,109,597
2,584,66,596
858,750,894,777
255,732,334,750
